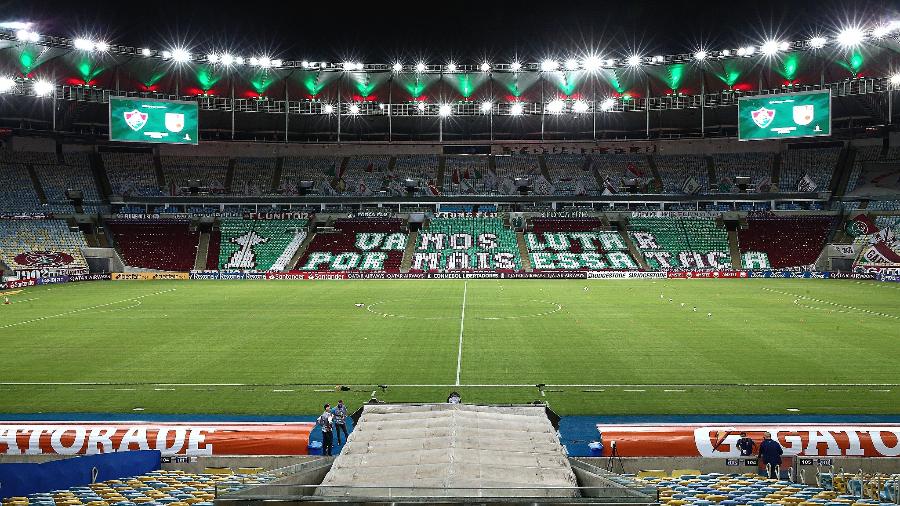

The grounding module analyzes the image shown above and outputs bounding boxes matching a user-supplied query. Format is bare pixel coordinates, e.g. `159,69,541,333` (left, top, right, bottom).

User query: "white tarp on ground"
316,403,579,498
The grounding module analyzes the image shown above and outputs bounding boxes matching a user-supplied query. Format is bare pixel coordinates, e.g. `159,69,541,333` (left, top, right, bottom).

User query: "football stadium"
1,2,900,502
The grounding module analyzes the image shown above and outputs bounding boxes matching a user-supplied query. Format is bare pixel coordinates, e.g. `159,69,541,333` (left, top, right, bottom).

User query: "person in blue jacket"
758,431,784,479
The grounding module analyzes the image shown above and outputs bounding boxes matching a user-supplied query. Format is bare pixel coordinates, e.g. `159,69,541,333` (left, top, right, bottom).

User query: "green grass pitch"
1,278,899,416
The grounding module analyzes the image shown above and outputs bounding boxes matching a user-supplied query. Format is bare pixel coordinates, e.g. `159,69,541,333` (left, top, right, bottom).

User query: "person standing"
318,403,334,456
736,432,756,456
333,400,349,445
758,431,784,479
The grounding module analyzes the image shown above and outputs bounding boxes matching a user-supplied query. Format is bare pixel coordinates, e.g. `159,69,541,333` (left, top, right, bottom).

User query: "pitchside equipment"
109,97,199,145
738,90,831,141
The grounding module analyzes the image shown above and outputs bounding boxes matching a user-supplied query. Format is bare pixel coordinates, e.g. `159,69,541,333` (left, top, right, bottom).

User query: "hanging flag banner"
0,422,314,456
596,424,900,457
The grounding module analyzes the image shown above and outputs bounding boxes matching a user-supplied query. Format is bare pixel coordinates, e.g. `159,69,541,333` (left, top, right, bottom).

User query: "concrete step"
400,231,419,273
516,232,533,272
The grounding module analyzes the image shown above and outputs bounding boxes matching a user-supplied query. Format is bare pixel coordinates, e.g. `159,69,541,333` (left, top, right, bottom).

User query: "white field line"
0,288,177,330
455,280,468,386
763,287,899,320
3,382,900,388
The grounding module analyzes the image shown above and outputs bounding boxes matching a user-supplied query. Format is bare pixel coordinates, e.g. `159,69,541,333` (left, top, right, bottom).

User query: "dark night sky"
3,0,898,62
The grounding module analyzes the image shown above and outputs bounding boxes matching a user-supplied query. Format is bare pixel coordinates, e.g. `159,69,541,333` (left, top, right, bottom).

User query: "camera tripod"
605,441,625,474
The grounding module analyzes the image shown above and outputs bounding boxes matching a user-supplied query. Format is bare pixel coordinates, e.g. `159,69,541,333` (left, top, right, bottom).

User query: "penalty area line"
455,280,468,386
2,382,900,388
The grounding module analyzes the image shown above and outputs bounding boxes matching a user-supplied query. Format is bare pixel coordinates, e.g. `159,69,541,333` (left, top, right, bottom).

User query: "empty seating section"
298,218,405,271
526,218,636,270
712,152,773,190
780,147,840,191
0,219,89,272
217,219,308,271
867,200,900,211
411,217,521,271
655,155,708,193
494,154,540,179
161,156,227,194
737,216,834,269
444,156,489,194
628,217,731,270
102,152,163,196
544,154,599,195
205,228,221,270
0,152,44,212
107,219,199,271
593,154,649,187
875,215,900,232
385,155,439,195
231,157,275,195
33,153,101,208
343,155,391,195
6,469,280,506
280,156,341,195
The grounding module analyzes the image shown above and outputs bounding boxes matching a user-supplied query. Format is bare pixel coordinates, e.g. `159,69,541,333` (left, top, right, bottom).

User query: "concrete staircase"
194,231,210,270
728,229,742,269
26,164,47,204
400,231,419,273
286,231,317,270
617,221,649,270
516,232,533,271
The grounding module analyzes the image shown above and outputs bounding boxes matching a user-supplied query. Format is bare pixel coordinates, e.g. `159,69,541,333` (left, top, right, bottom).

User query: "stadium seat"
216,219,309,271
297,218,406,271
0,219,90,272
106,219,200,271
628,217,731,270
526,218,638,270
411,217,522,271
737,215,835,269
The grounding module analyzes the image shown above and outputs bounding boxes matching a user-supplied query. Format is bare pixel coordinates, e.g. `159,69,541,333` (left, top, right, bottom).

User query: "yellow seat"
671,469,702,478
237,467,263,474
203,467,233,475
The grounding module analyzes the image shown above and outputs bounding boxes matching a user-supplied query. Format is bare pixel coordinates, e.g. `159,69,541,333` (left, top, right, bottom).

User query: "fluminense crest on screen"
123,110,148,131
751,107,774,128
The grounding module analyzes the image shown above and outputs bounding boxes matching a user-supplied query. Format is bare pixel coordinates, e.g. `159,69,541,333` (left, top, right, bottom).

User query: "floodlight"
234,57,244,65
737,47,746,56
760,40,780,56
480,101,493,113
600,97,615,111
416,102,426,112
546,99,564,114
564,58,579,71
480,62,491,72
837,27,864,48
509,102,524,116
141,48,152,57
16,30,39,42
891,73,900,86
378,103,385,109
438,104,452,117
342,61,356,71
1,22,32,30
301,60,310,68
541,59,559,72
73,38,94,51
415,61,426,73
221,53,234,66
694,50,707,61
392,62,403,72
809,36,827,49
604,58,616,67
779,41,790,51
33,79,53,97
207,53,219,63
626,55,642,67
171,48,191,63
0,77,15,93
745,46,756,56
872,25,890,38
348,103,360,115
510,61,522,72
271,59,282,67
582,55,602,71
161,50,172,59
721,49,731,57
652,55,664,63
446,62,457,72
323,104,334,114
95,41,109,52
573,100,588,113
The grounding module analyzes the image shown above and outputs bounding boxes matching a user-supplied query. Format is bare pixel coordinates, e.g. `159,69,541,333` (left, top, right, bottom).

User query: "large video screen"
738,90,831,141
109,97,199,145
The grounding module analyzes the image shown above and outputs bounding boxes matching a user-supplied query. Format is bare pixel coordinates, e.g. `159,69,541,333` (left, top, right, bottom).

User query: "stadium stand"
737,215,835,269
280,156,341,195
628,217,731,270
217,218,308,270
0,219,89,272
867,200,900,211
231,157,276,195
0,153,45,212
101,152,164,196
342,155,392,195
543,154,599,195
298,218,406,271
780,147,840,191
593,154,649,186
526,218,638,270
106,219,199,271
711,152,773,191
655,155,708,193
411,217,521,271
160,156,228,194
30,153,103,212
7,469,280,506
444,155,490,195
205,227,221,270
